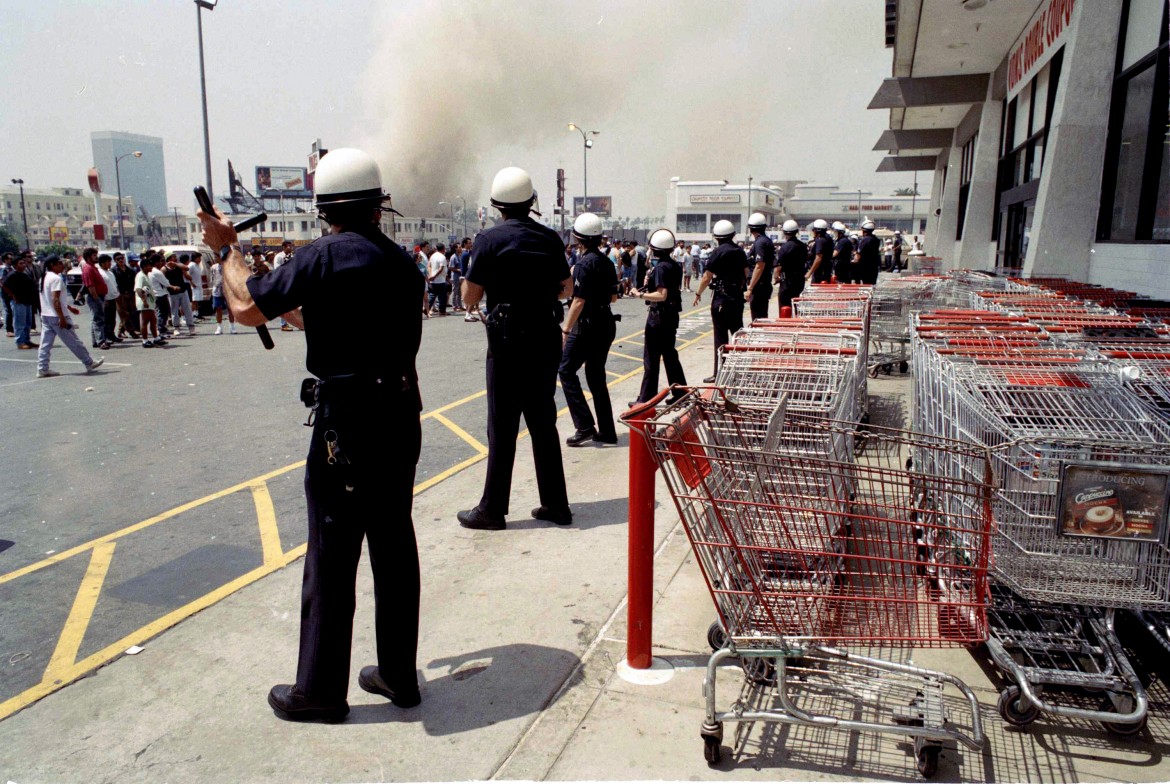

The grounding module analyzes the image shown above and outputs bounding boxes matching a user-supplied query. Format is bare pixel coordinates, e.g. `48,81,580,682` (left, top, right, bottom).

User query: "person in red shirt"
79,247,110,350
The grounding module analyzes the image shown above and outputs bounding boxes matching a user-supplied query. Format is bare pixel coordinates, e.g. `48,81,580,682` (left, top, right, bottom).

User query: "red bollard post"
780,305,793,318
623,403,658,670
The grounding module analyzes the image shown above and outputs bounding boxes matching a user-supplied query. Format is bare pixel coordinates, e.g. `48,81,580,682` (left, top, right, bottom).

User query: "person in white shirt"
149,257,175,335
188,253,206,318
209,257,237,335
36,255,102,377
272,240,295,330
427,243,450,316
97,255,122,344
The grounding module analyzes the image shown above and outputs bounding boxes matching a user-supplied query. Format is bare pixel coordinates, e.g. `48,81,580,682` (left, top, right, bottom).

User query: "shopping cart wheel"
899,361,909,373
741,656,777,686
701,722,723,764
997,685,1040,726
1099,695,1147,737
706,620,727,652
916,745,940,778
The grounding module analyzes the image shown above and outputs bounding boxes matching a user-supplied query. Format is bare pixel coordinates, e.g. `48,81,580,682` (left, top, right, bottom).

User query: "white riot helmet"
832,221,847,232
489,166,535,209
573,212,604,241
861,220,876,231
747,212,767,230
782,219,799,233
812,218,829,231
313,148,390,209
649,228,676,251
712,219,736,239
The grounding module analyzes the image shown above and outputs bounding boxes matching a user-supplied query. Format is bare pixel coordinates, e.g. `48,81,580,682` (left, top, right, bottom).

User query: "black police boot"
702,375,717,384
267,684,349,723
357,666,421,708
458,507,506,531
592,432,618,445
565,427,596,447
532,505,573,526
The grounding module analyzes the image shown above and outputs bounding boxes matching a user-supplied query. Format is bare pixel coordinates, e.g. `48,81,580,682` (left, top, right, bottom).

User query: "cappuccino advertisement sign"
1057,463,1170,541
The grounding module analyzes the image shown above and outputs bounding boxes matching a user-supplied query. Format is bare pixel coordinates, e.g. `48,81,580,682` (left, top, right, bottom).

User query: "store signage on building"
1007,0,1076,98
48,226,69,243
690,194,741,204
846,204,903,212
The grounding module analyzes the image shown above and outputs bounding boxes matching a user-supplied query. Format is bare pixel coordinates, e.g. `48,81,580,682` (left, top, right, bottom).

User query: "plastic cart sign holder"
1056,462,1170,542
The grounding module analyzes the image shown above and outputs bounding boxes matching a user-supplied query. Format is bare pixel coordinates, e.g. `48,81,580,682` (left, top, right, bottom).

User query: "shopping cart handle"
620,387,678,423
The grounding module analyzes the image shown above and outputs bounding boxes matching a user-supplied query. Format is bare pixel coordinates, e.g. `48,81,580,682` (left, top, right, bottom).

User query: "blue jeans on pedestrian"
12,302,31,345
1,292,12,331
88,296,106,346
38,315,94,373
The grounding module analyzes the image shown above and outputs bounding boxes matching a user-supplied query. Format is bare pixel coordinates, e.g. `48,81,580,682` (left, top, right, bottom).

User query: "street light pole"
195,0,217,198
10,178,29,250
747,175,752,228
114,150,142,251
567,124,599,211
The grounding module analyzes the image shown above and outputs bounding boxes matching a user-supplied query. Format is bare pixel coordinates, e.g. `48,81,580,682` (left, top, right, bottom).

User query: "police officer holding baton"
198,148,426,722
559,212,619,446
693,219,749,383
458,167,573,531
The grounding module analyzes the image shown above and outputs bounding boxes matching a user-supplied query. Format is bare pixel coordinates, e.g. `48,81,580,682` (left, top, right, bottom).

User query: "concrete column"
1024,0,1122,278
924,152,947,255
957,93,1004,270
934,139,962,270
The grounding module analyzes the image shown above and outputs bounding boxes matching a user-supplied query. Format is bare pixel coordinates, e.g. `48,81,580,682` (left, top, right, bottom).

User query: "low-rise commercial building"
0,185,137,250
666,178,784,243
871,0,1168,295
784,184,929,235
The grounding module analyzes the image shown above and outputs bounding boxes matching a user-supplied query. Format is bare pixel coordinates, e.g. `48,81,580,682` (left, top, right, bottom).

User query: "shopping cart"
629,390,993,776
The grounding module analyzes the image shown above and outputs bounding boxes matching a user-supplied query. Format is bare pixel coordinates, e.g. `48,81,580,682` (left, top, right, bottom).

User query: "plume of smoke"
358,0,754,217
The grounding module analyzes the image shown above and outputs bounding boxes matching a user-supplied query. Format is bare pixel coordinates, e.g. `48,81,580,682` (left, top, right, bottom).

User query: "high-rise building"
91,131,168,218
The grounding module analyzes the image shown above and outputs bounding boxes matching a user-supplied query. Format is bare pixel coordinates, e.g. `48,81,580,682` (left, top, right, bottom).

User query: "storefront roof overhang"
876,156,938,173
868,74,990,110
873,128,954,153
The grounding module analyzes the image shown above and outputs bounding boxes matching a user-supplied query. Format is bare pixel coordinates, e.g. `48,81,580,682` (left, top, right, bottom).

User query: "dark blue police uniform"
833,235,855,284
560,248,619,440
465,217,570,518
748,233,775,321
636,255,687,403
247,222,424,706
811,233,835,283
704,241,750,377
776,238,808,307
855,233,882,284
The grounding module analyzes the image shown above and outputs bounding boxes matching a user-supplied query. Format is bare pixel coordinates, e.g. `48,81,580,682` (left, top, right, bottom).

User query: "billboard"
573,196,612,217
256,166,311,198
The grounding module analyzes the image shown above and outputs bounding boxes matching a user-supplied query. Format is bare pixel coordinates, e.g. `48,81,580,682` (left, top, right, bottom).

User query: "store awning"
872,128,954,152
876,156,938,173
867,74,989,110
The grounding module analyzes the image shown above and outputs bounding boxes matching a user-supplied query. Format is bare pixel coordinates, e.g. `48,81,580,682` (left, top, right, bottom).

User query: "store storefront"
666,178,783,243
784,184,929,235
872,0,1169,295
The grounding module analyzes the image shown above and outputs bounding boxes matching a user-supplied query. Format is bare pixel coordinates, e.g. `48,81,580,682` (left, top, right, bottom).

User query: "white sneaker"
37,369,60,378
214,325,222,335
86,358,104,373
229,324,238,334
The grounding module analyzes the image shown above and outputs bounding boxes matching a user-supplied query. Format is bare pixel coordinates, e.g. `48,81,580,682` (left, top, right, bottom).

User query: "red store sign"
1007,0,1076,98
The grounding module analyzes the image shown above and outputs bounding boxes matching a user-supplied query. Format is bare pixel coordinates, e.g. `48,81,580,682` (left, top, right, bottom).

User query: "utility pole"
10,179,29,250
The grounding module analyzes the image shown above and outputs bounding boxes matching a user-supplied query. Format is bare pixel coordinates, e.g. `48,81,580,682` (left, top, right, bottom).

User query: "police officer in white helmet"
693,219,750,382
458,167,573,531
853,219,881,284
807,218,834,283
831,221,855,284
745,212,774,321
198,147,426,721
773,219,808,308
630,228,688,404
559,212,620,446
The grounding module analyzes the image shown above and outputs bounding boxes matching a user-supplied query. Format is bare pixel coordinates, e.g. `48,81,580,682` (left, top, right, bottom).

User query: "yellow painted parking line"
609,350,643,363
422,389,487,421
606,370,623,378
0,460,306,586
251,482,283,567
433,412,489,455
619,338,644,346
413,452,487,496
43,542,116,683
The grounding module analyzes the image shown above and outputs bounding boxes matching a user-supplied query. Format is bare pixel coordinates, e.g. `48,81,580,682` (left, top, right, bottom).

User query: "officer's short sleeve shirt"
750,235,775,275
705,244,750,287
466,218,569,313
648,257,683,312
813,235,834,261
573,249,617,308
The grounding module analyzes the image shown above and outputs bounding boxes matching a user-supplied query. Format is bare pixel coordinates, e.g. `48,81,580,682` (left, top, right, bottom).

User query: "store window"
956,133,977,240
677,213,707,234
710,213,741,234
1098,0,1169,242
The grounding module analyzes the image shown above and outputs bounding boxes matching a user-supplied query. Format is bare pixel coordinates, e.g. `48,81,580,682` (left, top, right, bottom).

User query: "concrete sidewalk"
2,340,1170,783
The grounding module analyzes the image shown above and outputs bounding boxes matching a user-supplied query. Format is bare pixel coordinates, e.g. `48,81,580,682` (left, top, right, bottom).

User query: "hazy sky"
0,0,917,219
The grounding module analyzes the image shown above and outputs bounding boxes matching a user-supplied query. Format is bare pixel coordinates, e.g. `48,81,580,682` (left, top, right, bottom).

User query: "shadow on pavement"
346,643,580,734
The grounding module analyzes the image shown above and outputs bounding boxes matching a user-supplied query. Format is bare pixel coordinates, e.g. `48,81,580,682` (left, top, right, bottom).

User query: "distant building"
784,184,929,235
91,131,168,217
0,184,136,250
666,178,784,243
